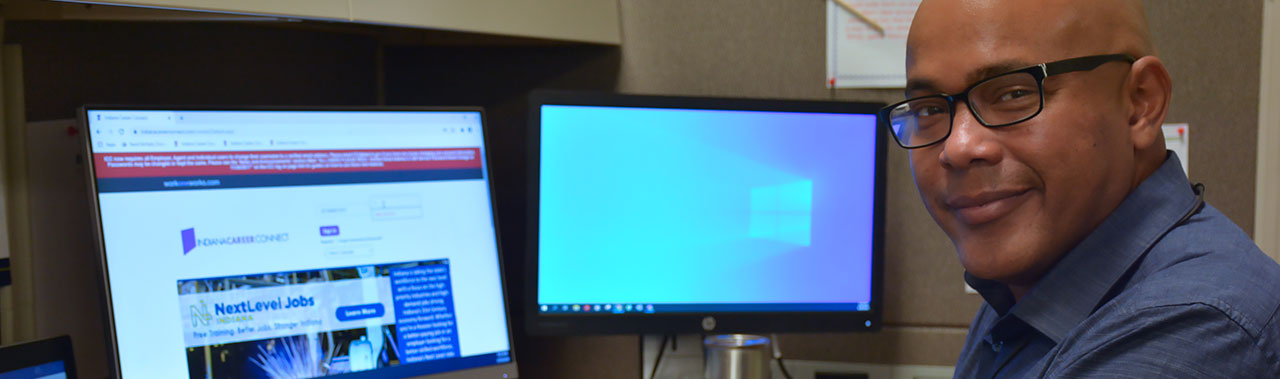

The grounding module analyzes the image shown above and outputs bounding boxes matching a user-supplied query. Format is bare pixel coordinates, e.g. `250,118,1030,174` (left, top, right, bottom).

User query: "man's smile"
945,188,1033,225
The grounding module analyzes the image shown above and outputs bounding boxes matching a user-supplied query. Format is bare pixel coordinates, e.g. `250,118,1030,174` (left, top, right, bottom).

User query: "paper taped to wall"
826,0,922,88
1163,123,1190,175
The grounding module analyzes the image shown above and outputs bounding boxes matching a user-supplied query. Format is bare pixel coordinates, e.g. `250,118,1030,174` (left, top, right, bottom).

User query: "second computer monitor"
527,91,885,335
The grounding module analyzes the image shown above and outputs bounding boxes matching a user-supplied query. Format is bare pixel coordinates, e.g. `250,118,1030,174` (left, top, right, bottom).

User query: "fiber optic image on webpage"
179,260,462,378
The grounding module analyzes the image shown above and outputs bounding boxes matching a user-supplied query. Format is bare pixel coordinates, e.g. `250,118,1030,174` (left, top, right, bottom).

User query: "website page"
87,110,512,378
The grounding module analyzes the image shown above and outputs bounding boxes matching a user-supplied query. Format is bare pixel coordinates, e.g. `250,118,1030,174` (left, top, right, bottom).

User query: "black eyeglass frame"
880,53,1138,149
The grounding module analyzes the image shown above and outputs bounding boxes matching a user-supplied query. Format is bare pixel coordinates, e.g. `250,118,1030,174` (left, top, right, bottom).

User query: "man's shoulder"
1149,203,1267,265
1045,301,1280,377
1122,203,1280,329
1058,202,1280,371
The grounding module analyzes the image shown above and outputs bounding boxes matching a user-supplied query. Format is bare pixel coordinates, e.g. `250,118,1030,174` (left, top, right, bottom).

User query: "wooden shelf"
5,0,621,46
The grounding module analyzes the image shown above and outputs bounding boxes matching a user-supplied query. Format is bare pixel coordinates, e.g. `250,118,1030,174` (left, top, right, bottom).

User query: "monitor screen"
0,361,67,379
0,336,75,379
527,91,884,334
83,108,517,378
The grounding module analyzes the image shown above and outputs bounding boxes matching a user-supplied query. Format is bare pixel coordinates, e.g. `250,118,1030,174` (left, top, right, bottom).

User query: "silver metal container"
703,334,771,379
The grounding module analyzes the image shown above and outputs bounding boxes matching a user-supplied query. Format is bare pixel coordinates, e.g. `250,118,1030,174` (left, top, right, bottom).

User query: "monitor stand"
642,334,706,379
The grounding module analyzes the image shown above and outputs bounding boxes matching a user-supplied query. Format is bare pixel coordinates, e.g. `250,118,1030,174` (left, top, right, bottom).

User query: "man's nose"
938,103,1003,170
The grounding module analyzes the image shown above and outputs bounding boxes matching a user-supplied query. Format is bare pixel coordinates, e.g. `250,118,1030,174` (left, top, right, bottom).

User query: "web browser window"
85,109,513,378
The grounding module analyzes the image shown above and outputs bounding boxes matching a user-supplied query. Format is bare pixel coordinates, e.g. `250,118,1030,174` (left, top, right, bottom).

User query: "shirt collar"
966,152,1200,343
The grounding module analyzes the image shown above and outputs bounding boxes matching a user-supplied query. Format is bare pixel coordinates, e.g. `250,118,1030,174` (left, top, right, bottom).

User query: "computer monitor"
0,335,77,379
526,91,885,335
82,107,517,378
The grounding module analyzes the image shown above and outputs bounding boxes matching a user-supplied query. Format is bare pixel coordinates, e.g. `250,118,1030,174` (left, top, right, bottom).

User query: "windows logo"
748,180,812,246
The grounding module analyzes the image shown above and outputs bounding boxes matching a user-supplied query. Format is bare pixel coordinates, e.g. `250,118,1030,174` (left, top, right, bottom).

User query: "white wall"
1258,0,1280,260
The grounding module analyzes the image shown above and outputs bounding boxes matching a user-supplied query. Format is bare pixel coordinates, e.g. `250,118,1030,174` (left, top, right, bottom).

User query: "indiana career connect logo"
181,228,289,255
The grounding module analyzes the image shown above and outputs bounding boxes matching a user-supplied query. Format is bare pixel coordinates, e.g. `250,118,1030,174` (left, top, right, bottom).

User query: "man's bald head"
909,0,1156,69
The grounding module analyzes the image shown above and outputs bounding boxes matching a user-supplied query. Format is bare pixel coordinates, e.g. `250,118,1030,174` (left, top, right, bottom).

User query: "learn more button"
335,303,385,322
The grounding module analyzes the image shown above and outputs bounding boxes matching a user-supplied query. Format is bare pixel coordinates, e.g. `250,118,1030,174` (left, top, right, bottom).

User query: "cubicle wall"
511,1,1266,377
1260,0,1280,259
4,1,1264,378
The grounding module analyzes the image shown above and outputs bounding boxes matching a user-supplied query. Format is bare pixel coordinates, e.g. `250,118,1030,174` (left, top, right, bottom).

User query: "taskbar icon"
540,303,656,314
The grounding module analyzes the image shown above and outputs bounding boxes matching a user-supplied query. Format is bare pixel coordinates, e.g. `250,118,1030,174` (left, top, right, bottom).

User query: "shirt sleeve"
1041,303,1280,378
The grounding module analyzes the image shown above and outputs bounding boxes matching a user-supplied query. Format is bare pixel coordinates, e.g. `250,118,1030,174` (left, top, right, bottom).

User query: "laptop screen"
84,109,515,378
0,361,67,379
0,336,75,379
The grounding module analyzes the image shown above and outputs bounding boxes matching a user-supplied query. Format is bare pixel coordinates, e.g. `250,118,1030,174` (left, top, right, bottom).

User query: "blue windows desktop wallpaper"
538,105,878,308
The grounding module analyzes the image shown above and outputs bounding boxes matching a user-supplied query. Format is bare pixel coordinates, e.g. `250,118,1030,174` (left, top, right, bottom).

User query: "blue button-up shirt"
955,153,1280,378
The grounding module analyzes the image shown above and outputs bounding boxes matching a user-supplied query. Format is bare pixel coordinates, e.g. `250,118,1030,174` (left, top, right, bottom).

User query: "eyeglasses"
880,54,1136,149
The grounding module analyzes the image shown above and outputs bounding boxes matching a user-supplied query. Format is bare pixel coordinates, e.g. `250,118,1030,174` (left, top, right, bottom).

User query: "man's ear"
1126,56,1173,151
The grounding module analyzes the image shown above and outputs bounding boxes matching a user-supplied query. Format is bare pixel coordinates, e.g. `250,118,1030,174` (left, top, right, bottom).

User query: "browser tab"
90,110,177,126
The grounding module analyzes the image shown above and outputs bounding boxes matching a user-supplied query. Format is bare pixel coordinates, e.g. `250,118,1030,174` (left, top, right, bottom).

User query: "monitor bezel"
79,105,520,379
525,90,887,335
0,335,77,378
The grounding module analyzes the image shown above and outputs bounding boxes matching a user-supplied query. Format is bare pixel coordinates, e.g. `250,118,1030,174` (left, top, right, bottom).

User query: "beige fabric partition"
531,1,1265,377
0,1,1263,378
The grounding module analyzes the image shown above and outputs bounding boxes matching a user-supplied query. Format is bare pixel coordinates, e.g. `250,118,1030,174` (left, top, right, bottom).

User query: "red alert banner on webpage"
91,148,485,193
93,148,482,178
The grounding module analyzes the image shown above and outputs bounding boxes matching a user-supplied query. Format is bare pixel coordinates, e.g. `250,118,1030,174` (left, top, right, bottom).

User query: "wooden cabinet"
348,0,620,45
67,0,350,21
37,0,621,45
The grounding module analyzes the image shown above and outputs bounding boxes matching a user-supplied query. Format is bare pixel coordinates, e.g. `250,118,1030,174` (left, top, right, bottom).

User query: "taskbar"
538,302,872,315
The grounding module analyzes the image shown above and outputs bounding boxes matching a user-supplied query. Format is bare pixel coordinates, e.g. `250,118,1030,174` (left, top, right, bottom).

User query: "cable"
776,356,795,379
648,334,671,379
770,333,794,379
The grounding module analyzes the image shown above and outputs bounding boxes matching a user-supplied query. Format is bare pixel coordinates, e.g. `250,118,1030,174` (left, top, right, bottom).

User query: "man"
884,0,1280,376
